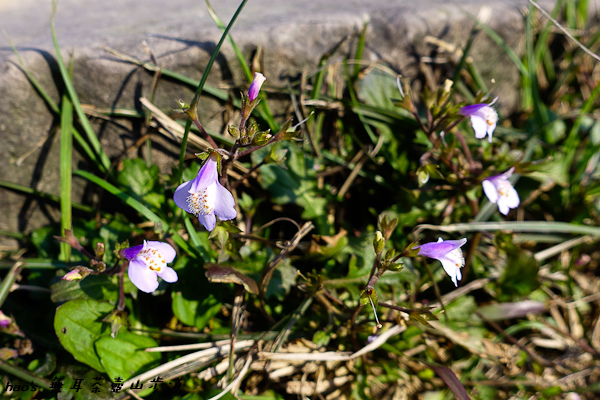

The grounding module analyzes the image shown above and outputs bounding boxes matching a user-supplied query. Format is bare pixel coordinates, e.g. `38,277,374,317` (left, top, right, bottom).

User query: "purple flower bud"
459,97,498,142
62,269,84,281
0,311,11,329
122,241,178,293
413,238,467,286
173,156,237,232
248,72,266,102
482,167,520,215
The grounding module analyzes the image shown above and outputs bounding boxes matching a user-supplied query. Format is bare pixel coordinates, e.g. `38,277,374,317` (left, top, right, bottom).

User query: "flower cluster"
120,74,267,293
410,97,522,286
460,98,520,216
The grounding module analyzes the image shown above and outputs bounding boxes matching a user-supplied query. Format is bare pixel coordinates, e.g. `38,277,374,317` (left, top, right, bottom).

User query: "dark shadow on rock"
6,48,65,109
18,129,59,232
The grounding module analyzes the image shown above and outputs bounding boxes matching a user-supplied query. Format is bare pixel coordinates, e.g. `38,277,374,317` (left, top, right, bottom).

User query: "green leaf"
356,68,399,113
54,299,113,372
95,332,161,381
172,291,222,330
496,235,540,300
50,275,119,304
265,258,298,299
116,159,160,200
257,144,327,220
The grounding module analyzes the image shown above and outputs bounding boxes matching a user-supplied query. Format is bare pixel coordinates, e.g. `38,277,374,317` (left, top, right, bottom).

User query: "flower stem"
117,266,126,312
191,117,219,149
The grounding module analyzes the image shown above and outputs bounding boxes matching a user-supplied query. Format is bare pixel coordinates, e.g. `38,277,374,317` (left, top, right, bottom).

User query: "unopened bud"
248,72,266,103
228,125,240,139
373,231,385,255
95,242,105,258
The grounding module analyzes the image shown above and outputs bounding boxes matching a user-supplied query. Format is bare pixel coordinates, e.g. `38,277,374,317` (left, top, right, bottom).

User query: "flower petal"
459,103,488,116
197,213,217,231
190,158,218,193
470,115,488,139
146,241,176,263
487,122,496,142
497,201,510,215
174,180,194,214
128,260,159,293
158,267,178,283
497,167,515,180
439,257,462,287
505,186,520,208
482,180,499,204
415,238,467,259
121,244,144,261
213,183,237,222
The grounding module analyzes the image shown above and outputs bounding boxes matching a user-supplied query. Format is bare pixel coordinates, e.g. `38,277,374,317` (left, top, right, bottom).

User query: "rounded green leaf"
54,299,113,372
95,332,161,382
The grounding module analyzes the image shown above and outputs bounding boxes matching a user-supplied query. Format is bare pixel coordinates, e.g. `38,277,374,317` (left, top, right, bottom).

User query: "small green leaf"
95,333,161,382
54,299,113,372
172,291,222,331
116,159,160,199
50,275,119,304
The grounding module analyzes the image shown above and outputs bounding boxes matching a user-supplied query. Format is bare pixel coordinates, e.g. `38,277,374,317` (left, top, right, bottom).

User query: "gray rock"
0,0,574,247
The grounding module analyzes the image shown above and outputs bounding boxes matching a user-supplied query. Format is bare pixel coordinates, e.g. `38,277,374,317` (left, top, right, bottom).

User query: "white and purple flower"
174,156,237,232
482,167,520,215
122,241,178,293
248,72,266,102
459,98,498,142
413,238,467,286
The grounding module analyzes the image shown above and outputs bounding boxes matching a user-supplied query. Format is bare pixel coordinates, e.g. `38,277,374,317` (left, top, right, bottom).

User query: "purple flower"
248,72,266,102
122,241,178,293
482,167,520,215
174,156,237,232
413,238,467,286
459,97,498,142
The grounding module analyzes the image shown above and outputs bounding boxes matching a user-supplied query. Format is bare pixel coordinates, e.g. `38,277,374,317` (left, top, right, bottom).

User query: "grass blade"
417,220,600,236
0,359,52,390
205,0,278,131
51,0,111,174
0,180,95,214
59,56,74,262
7,35,104,167
0,263,21,309
73,170,196,257
473,16,528,76
179,0,249,187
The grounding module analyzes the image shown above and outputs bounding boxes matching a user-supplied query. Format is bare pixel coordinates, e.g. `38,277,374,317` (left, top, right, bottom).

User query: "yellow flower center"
186,183,216,216
447,248,465,268
139,247,165,272
497,180,512,198
485,108,498,126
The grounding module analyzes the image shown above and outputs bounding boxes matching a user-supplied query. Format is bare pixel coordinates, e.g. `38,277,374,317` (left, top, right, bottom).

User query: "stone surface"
0,0,586,247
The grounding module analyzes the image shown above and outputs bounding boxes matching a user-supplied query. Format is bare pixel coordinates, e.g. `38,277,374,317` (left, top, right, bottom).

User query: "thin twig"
259,324,405,361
